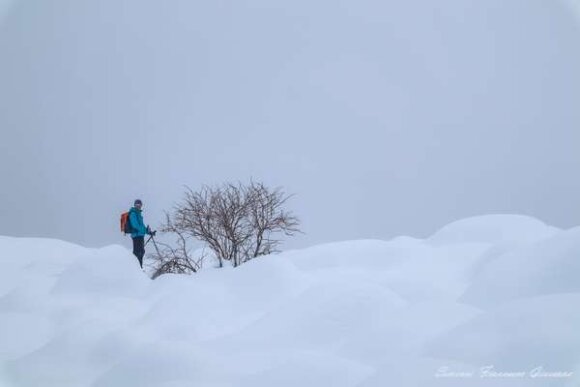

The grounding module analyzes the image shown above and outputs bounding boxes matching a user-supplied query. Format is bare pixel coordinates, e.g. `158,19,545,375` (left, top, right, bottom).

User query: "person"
129,199,155,268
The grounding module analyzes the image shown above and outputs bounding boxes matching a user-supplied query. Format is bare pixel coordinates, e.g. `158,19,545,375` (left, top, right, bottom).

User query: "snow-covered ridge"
1,215,578,387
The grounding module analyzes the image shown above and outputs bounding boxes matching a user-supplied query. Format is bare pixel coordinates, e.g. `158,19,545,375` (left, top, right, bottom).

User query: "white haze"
0,0,579,250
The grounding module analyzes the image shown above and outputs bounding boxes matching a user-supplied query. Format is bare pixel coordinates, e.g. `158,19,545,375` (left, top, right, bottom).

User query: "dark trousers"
132,236,145,268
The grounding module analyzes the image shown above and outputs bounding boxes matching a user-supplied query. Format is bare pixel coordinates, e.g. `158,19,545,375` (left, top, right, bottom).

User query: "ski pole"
150,235,162,257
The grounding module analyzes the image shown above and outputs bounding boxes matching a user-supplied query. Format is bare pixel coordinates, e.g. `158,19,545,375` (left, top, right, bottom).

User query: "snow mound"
427,214,558,245
460,227,580,308
1,215,579,387
426,293,580,370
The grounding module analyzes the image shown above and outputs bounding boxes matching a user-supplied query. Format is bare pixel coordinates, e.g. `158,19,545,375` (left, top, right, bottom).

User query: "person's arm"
129,211,139,233
137,215,147,235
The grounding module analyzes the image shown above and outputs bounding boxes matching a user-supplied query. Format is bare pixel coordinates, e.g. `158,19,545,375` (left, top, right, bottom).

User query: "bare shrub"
150,181,301,277
147,213,206,279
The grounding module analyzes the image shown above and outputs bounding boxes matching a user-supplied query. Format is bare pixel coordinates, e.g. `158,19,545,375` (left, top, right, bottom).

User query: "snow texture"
0,215,577,386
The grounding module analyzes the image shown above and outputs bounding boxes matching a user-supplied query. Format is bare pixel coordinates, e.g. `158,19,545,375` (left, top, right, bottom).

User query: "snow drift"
0,215,578,387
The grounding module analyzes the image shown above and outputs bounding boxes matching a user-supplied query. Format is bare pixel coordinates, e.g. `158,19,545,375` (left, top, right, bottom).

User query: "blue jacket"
129,207,148,238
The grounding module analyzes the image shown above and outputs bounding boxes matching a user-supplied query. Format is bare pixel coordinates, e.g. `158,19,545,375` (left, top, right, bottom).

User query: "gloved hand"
151,230,157,236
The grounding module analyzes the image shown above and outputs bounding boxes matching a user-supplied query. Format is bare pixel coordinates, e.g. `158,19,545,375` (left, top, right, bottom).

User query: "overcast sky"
1,0,579,250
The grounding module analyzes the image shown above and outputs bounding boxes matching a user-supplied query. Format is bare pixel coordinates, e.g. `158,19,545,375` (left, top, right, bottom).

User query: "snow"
0,214,578,386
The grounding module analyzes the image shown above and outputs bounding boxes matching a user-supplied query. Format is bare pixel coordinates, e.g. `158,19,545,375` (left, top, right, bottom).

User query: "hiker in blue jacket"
129,199,155,268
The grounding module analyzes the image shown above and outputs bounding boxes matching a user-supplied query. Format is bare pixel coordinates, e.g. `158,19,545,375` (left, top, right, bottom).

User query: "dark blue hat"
134,199,142,206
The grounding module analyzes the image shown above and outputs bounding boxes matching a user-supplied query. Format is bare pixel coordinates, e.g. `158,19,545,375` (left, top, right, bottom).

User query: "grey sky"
1,0,579,250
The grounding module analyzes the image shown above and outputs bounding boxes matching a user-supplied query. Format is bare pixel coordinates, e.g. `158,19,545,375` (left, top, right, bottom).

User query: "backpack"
120,211,134,234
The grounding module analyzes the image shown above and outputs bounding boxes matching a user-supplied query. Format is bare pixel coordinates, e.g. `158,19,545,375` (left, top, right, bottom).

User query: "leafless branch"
151,181,301,275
